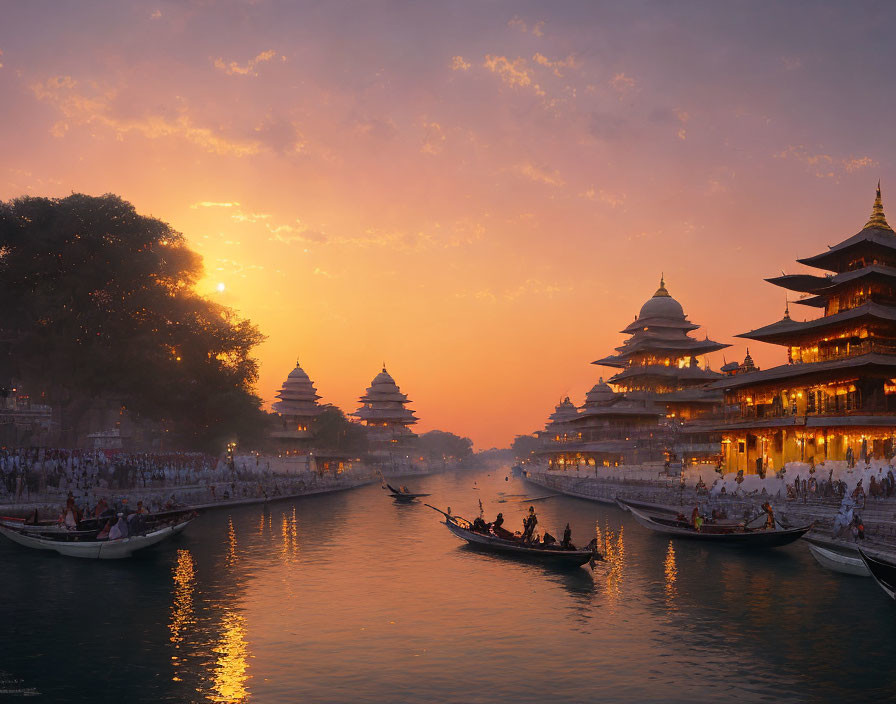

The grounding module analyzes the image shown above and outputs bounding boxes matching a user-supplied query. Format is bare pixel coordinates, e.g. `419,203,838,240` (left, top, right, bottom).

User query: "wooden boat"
860,549,896,599
0,513,195,559
807,543,870,577
426,505,600,568
385,483,430,503
622,502,812,548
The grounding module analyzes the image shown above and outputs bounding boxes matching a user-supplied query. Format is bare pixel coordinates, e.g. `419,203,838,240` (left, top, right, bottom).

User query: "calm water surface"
2,468,894,703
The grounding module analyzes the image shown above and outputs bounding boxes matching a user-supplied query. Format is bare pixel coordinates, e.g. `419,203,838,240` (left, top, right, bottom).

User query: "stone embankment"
526,467,896,557
0,470,376,519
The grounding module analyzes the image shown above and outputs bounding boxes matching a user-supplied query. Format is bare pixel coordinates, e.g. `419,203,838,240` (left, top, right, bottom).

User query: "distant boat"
426,504,601,568
860,549,896,599
0,513,194,559
620,501,812,548
807,543,870,577
385,483,430,503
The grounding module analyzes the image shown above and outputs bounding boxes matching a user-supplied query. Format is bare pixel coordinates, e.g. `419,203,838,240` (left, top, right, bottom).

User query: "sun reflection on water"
169,549,195,682
209,610,250,703
664,540,678,607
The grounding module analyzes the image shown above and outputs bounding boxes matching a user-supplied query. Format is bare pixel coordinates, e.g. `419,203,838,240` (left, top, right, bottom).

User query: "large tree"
0,193,267,451
417,429,474,461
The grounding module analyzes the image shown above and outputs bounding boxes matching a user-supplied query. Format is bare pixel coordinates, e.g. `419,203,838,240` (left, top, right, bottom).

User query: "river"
1,468,893,702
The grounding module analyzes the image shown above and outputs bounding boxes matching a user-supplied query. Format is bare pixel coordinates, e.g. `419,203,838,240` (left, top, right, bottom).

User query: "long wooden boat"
807,543,870,577
0,514,194,559
427,505,600,568
622,503,812,548
860,549,896,599
385,483,430,503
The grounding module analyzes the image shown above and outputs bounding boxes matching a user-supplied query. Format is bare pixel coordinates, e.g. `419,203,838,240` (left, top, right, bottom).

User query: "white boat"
0,518,194,559
807,543,870,577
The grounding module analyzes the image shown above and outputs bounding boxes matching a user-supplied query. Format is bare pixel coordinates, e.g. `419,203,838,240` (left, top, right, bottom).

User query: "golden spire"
863,181,893,231
783,300,791,320
653,273,670,298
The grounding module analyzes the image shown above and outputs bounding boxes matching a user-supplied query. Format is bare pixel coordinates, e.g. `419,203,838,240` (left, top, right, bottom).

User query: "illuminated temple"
540,278,729,469
270,361,322,448
355,365,418,469
717,184,896,472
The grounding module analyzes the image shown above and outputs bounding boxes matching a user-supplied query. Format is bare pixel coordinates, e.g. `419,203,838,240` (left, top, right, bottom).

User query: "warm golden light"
169,549,196,682
209,610,250,704
664,541,678,606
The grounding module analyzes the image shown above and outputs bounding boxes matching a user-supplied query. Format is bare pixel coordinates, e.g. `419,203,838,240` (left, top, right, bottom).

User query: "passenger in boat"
521,507,538,542
493,512,504,531
472,517,488,533
542,531,556,546
93,497,109,517
761,502,775,530
561,523,572,549
96,518,113,540
108,514,129,540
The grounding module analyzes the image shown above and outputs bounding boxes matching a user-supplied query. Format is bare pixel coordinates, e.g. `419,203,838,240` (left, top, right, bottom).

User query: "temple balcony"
791,340,896,364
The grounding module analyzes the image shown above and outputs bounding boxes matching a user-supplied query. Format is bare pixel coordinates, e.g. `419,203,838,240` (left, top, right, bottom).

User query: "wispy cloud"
516,162,563,186
483,55,544,96
213,50,284,77
421,121,445,154
191,201,239,209
31,76,262,156
451,55,471,71
775,145,877,179
532,53,578,77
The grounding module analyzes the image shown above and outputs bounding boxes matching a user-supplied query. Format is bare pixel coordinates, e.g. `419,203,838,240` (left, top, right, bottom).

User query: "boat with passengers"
427,504,601,568
0,507,197,559
618,499,812,548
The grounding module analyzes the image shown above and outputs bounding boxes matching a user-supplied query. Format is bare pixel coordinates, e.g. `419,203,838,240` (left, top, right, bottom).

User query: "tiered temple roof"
724,184,896,388
594,277,728,395
272,362,322,419
355,366,418,431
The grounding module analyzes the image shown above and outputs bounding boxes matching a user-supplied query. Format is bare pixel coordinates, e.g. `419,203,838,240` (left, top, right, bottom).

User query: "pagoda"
539,279,729,470
270,362,322,447
716,184,896,472
355,365,418,469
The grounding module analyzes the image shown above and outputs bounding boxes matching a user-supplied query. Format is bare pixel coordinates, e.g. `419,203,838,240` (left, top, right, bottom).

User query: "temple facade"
539,278,729,470
716,185,896,473
270,362,322,449
355,366,418,470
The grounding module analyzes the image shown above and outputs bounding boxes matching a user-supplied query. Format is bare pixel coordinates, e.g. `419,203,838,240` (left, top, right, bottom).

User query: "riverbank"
0,470,377,519
525,466,896,558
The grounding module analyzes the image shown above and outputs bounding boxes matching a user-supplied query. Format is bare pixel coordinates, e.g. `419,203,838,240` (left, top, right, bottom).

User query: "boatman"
561,523,573,549
761,501,775,530
522,506,538,542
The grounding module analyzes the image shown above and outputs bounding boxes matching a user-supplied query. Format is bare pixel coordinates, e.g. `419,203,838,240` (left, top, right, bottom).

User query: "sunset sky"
2,1,895,448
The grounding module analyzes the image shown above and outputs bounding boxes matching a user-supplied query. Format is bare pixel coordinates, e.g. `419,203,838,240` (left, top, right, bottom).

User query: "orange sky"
1,2,894,448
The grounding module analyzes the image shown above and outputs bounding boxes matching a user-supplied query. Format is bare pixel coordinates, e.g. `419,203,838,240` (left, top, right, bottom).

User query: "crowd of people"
0,447,219,502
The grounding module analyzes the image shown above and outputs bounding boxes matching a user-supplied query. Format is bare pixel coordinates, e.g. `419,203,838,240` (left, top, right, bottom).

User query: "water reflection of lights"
210,610,250,703
664,541,678,606
279,506,299,563
226,517,237,567
599,523,626,603
169,549,195,681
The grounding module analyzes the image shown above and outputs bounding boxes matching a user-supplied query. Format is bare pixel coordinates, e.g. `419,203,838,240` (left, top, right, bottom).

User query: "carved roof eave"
620,317,700,335
797,227,896,272
710,352,896,390
737,302,896,344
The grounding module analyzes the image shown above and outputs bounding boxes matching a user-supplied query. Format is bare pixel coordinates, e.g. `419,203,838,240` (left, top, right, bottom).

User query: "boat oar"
424,504,450,519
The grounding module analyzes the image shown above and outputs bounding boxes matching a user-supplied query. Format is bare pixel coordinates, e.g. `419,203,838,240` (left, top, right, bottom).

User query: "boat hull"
860,549,896,599
0,519,193,559
444,519,594,567
808,544,870,576
624,504,812,548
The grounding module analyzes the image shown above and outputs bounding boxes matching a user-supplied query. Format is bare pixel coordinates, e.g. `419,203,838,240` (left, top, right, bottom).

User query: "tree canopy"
0,193,267,451
310,405,369,454
417,429,474,461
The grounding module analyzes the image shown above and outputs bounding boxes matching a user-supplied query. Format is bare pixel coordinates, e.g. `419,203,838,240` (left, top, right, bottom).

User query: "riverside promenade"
526,462,896,557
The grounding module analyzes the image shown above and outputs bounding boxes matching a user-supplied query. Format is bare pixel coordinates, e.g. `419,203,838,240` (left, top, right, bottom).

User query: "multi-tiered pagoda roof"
355,366,418,430
593,277,728,398
272,362,322,419
725,184,896,388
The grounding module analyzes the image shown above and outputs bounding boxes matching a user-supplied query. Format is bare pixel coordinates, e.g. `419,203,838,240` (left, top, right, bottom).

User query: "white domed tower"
355,365,418,468
593,275,729,419
271,362,322,444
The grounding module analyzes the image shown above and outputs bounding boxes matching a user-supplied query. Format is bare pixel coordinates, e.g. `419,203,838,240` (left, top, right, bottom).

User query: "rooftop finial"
654,273,670,297
863,180,892,231
382,361,387,372
784,299,791,320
